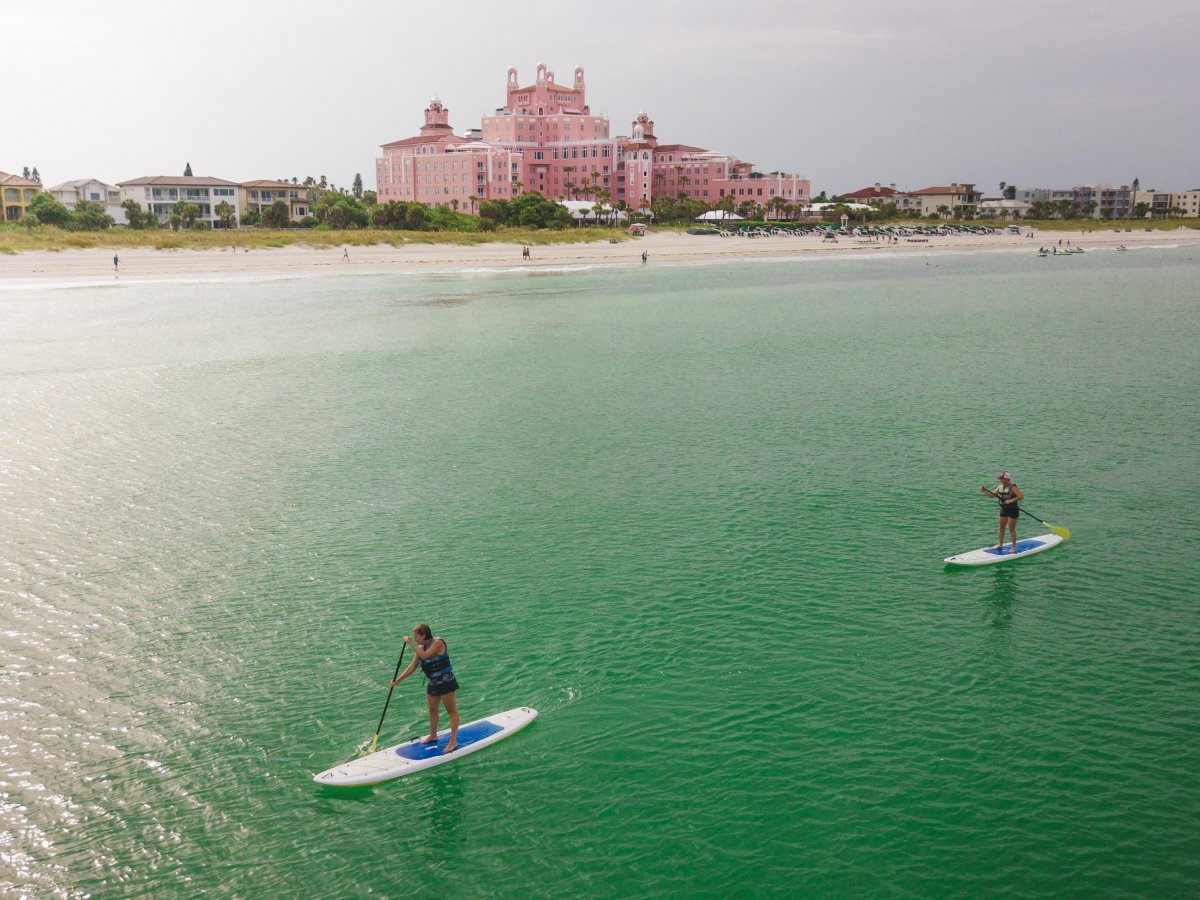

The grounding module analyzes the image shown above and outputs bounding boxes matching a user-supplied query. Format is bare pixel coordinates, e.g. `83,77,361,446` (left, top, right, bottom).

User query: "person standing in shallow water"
391,624,460,753
981,471,1023,552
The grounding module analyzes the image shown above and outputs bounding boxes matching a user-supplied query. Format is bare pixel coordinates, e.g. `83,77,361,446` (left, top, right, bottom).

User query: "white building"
978,198,1032,218
117,175,241,228
46,178,124,222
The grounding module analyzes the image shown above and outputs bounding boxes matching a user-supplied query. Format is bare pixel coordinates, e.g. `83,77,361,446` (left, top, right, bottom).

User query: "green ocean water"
2,246,1198,897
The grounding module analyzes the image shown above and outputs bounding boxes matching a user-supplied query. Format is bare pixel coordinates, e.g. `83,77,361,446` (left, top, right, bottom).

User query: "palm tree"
214,200,236,230
468,195,478,216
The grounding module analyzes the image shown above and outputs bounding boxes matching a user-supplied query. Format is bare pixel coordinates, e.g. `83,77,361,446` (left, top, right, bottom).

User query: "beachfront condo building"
906,184,982,218
239,181,313,223
1132,188,1200,218
841,183,923,215
118,176,241,228
1,171,41,222
47,178,124,222
376,64,809,216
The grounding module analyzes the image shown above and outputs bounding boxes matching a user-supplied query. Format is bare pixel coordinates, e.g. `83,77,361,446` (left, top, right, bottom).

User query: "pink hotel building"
376,64,809,214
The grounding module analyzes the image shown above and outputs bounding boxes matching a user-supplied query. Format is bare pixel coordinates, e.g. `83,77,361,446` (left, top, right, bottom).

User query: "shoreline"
1,226,1197,288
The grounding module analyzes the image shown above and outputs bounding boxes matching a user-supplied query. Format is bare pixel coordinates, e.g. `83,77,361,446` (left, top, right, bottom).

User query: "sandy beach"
1,226,1196,286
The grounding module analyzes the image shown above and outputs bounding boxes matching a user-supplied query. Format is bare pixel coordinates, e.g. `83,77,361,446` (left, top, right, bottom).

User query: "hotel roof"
118,175,239,187
908,185,977,195
842,185,900,199
654,144,709,154
0,171,40,187
380,133,469,149
46,178,118,191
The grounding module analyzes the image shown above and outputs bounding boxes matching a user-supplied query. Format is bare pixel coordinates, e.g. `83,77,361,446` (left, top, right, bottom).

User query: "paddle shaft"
981,492,1068,538
373,646,407,743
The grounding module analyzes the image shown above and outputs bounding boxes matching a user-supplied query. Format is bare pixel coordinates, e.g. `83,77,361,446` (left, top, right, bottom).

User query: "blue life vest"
419,638,454,686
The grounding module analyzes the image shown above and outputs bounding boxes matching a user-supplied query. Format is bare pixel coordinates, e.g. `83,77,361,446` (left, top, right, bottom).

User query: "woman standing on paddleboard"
981,471,1023,553
391,625,460,754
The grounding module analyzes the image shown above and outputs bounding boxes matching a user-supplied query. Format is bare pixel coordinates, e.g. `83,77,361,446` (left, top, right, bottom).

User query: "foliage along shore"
0,219,1192,255
0,225,633,254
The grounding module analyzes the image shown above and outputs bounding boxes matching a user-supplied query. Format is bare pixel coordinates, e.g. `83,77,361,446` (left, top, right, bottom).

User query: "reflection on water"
984,566,1018,627
421,773,466,850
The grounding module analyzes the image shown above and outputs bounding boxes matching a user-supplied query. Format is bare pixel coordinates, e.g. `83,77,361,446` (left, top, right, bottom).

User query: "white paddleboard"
314,706,538,787
944,533,1064,567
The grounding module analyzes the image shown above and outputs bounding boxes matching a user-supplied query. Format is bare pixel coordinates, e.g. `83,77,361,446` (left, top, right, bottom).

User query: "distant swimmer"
981,471,1023,553
390,624,460,754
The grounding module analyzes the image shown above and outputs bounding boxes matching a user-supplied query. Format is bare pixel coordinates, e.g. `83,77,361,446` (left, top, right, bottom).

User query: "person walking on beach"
342,246,350,262
641,250,648,264
390,624,460,754
981,471,1023,553
113,253,119,272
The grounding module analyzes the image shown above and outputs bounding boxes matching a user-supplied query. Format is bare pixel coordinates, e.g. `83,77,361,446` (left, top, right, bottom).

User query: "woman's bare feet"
442,742,458,754
420,735,438,745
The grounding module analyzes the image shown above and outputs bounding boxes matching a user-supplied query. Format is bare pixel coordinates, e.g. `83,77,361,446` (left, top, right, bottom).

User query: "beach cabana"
696,211,743,222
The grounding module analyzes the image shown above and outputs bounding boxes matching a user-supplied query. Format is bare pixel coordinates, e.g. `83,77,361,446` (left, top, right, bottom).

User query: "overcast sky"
5,0,1197,196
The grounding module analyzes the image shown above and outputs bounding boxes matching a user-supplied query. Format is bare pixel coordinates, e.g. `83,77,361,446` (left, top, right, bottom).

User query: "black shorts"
427,676,459,697
999,505,1020,520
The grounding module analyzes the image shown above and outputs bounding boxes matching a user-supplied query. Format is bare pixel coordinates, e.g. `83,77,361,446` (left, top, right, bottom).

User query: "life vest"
419,638,454,684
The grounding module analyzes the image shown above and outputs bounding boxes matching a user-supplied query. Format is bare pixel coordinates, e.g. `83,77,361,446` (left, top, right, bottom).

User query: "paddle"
366,645,407,755
1019,507,1070,541
981,489,1070,540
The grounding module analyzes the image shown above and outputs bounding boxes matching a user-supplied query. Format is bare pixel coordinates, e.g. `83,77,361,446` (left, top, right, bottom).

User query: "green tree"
352,173,363,198
172,201,201,229
262,200,290,228
31,167,41,184
122,198,154,229
70,199,114,231
1134,202,1151,218
184,162,193,176
1003,184,1017,200
27,192,72,227
214,200,237,229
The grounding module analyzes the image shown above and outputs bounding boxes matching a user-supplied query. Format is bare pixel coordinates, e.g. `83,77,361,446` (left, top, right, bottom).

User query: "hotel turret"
376,65,809,216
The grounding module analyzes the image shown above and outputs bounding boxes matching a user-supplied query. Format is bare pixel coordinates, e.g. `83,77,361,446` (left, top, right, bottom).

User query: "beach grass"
0,224,631,253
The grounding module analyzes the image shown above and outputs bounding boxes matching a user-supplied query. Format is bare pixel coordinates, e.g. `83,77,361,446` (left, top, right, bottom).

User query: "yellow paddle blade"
1048,524,1070,540
363,737,379,756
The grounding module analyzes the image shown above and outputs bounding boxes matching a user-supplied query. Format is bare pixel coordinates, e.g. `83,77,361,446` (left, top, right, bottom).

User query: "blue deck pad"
395,719,503,760
984,539,1046,556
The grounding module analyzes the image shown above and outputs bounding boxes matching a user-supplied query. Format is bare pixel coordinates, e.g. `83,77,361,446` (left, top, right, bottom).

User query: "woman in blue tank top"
390,624,460,754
